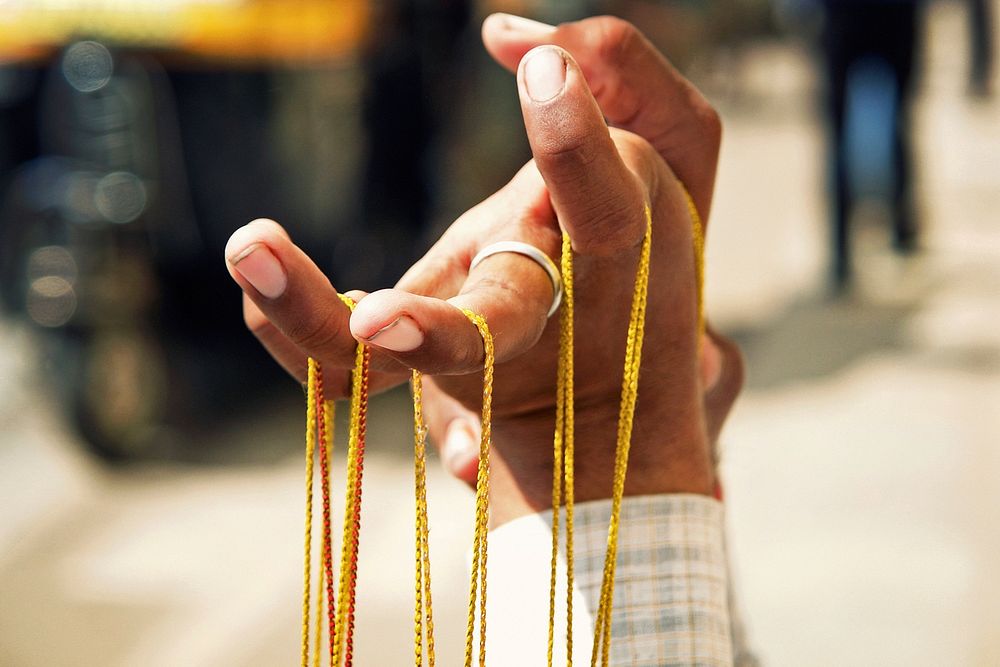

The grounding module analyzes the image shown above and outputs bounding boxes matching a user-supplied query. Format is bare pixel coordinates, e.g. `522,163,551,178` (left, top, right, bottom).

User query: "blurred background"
0,0,997,664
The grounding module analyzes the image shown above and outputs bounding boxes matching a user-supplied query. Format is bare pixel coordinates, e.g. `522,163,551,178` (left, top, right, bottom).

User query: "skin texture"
225,15,744,526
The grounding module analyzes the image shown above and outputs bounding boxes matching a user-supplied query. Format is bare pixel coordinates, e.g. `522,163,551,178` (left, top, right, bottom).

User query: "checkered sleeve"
485,494,733,666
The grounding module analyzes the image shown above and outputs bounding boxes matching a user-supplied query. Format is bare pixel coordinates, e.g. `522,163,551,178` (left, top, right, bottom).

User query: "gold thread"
301,359,319,667
548,232,576,667
299,184,705,666
591,205,653,667
460,311,494,667
412,370,436,666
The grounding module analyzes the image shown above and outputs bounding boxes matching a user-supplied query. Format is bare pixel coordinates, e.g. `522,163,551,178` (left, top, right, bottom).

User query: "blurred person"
820,0,923,288
968,0,994,96
227,13,754,665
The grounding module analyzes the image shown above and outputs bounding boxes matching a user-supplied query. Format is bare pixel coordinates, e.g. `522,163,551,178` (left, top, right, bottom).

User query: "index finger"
482,13,721,225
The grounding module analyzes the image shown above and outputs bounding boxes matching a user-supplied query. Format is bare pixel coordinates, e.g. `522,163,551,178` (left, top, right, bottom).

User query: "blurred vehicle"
0,1,368,460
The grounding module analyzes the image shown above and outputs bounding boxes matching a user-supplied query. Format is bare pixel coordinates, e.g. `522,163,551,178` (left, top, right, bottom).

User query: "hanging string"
548,232,575,667
301,360,319,667
313,533,326,667
589,185,705,666
317,376,337,664
332,293,369,667
302,359,338,667
459,310,494,667
299,182,703,666
590,204,653,667
314,398,335,667
412,370,436,666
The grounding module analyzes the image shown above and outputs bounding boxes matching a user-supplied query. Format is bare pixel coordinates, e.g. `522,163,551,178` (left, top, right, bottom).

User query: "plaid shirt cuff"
485,494,732,666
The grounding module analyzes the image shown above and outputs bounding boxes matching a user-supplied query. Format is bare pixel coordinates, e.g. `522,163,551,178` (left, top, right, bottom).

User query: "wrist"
486,400,715,527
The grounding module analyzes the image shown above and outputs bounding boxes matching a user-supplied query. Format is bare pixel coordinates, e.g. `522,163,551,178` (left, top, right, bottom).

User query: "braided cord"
332,295,369,667
297,187,702,665
460,311,494,667
342,345,370,667
313,524,325,667
314,399,334,667
303,361,338,667
588,186,705,665
316,378,337,665
301,360,319,667
561,233,576,667
412,370,436,666
547,232,576,667
591,206,653,667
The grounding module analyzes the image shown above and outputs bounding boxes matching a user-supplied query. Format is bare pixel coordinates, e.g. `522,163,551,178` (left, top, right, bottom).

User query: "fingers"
242,294,309,381
421,377,480,486
225,219,359,370
483,13,721,223
229,161,560,380
348,161,559,375
348,236,557,374
701,326,745,447
239,277,409,397
394,161,555,296
517,45,651,256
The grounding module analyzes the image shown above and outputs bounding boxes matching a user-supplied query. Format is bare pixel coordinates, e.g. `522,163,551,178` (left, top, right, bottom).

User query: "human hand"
224,16,743,525
432,14,744,485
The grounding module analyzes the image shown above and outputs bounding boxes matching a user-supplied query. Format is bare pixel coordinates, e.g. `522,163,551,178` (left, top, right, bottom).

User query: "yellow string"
412,370,436,666
302,359,320,667
548,232,576,667
589,185,705,666
313,546,325,667
314,399,334,667
590,205,653,667
303,367,339,667
333,293,365,667
299,184,703,666
459,310,494,667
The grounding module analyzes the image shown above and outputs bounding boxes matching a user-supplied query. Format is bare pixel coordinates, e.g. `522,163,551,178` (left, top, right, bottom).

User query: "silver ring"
469,241,563,317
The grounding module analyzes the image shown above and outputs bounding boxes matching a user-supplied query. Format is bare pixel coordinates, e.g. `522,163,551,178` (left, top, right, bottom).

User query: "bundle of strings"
299,182,702,667
301,299,495,667
301,294,370,667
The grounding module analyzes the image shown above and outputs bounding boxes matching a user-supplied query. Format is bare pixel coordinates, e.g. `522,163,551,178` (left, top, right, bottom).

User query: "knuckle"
616,131,667,189
696,102,723,153
535,130,602,184
570,17,647,127
592,16,640,69
466,274,547,349
593,16,640,63
284,307,343,353
598,70,643,127
573,193,646,256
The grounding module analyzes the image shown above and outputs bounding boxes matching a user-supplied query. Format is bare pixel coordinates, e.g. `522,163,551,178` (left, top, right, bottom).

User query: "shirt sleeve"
484,494,733,666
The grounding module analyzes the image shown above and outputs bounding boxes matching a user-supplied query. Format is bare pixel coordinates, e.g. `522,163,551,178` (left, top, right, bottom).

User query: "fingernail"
524,47,566,102
365,315,423,352
443,420,480,476
230,243,287,299
498,13,555,36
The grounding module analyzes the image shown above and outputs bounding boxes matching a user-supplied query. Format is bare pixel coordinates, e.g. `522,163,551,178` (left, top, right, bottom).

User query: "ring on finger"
469,241,563,317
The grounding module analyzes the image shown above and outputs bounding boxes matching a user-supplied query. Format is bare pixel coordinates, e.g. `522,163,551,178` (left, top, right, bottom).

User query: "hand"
224,16,743,525
434,14,744,483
